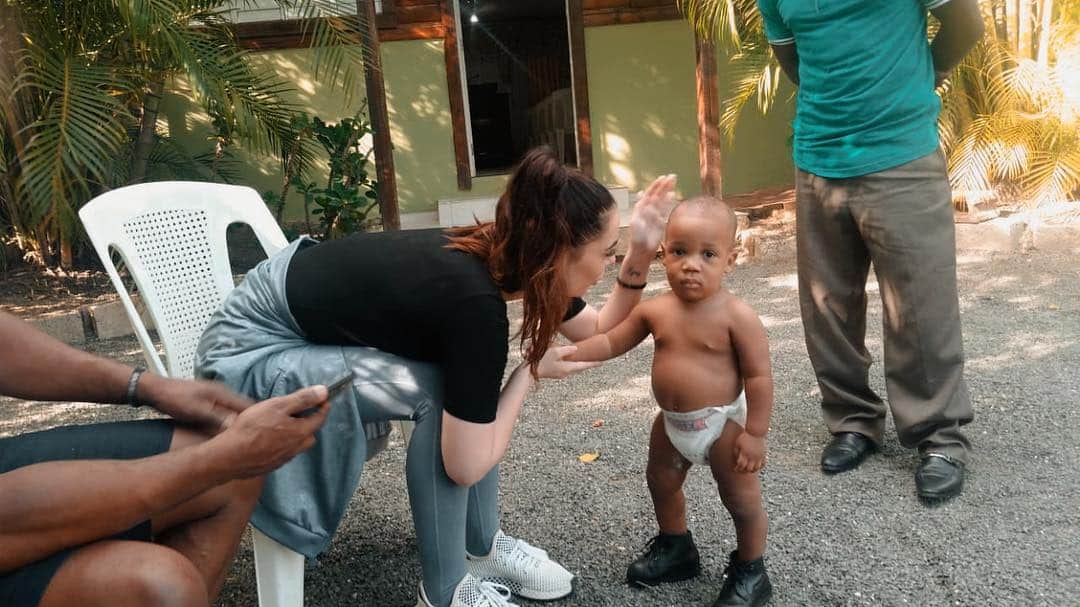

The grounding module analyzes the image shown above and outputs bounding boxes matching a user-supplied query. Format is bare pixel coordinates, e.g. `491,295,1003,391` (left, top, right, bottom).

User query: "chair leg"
396,420,415,449
253,527,305,607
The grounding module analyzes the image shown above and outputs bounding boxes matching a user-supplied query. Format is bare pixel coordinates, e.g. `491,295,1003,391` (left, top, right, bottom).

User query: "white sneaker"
466,530,574,601
416,573,518,607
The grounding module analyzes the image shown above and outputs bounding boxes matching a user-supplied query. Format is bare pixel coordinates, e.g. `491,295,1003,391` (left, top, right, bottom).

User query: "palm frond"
177,33,299,155
677,0,763,49
719,44,778,140
14,48,132,227
1024,147,1080,205
294,0,371,103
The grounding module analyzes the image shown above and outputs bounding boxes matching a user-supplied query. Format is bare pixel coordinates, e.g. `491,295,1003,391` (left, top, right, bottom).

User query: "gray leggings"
409,395,500,606
194,238,499,606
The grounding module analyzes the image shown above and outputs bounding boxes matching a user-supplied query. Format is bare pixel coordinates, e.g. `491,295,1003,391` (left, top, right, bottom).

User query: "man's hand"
733,431,767,473
139,374,253,434
627,175,678,257
536,345,603,380
213,386,331,478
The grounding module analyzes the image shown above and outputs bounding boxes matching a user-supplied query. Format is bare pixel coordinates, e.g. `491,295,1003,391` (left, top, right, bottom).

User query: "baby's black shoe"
711,551,772,607
626,530,701,587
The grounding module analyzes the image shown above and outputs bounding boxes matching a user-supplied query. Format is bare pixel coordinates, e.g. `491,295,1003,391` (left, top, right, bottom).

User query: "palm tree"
942,0,1080,207
0,0,372,267
678,0,1080,209
677,0,782,139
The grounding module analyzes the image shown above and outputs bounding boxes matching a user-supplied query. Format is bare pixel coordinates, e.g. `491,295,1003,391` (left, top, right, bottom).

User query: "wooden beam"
357,0,401,230
442,0,472,190
567,0,594,176
234,1,681,48
695,33,722,198
582,4,682,26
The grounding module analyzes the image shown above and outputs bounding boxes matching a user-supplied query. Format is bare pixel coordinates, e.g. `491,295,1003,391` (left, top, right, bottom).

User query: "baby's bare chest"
651,314,734,355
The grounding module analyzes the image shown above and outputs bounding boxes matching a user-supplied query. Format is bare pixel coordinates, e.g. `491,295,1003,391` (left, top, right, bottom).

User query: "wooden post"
442,0,472,190
695,32,722,198
567,0,593,176
357,0,401,230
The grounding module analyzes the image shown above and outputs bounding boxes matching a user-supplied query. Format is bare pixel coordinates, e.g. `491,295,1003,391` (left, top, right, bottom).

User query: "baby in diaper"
569,197,774,607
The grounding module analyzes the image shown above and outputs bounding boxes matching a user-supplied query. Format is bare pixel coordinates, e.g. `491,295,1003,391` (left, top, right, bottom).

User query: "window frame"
443,0,592,189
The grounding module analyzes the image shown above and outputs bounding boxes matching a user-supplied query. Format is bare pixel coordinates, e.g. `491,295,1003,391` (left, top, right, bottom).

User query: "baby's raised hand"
733,431,767,473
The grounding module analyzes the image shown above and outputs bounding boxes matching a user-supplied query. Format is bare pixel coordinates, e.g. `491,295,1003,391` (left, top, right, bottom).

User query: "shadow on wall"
157,48,370,223
383,39,459,214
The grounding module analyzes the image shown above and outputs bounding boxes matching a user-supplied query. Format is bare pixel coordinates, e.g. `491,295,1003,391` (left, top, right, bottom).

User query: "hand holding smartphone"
294,371,354,417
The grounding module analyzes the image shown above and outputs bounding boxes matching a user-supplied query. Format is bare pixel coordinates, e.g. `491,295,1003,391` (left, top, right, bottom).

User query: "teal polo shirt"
756,0,950,178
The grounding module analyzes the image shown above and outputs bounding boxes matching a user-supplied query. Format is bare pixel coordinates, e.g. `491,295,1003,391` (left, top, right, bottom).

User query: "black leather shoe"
711,551,773,607
626,531,701,587
916,453,965,503
820,432,876,474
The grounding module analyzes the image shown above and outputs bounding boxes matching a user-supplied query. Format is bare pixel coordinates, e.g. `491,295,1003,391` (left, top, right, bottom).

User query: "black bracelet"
125,365,146,407
616,276,647,290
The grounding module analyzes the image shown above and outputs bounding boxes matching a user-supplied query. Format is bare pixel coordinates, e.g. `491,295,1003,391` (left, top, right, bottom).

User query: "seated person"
0,310,329,607
569,198,775,607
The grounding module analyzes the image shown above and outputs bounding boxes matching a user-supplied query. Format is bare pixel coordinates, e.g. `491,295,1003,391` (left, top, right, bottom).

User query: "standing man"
0,310,330,606
755,0,984,502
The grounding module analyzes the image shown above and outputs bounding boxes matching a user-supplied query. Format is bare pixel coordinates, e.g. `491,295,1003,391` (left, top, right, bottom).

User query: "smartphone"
295,371,354,417
325,371,355,400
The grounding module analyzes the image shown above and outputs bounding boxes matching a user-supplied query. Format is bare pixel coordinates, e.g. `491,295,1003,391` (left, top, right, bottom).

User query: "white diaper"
662,391,747,465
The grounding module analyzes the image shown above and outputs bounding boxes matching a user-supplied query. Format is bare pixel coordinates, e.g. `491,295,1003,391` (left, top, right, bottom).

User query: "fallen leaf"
1048,304,1060,310
578,452,600,463
591,419,605,428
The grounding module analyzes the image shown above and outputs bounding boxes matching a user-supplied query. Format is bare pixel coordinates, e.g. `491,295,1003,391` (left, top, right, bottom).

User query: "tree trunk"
992,0,1009,44
356,0,400,231
1006,0,1019,52
59,236,72,269
695,33,723,198
1036,0,1053,66
130,79,165,184
1018,0,1034,59
30,224,48,266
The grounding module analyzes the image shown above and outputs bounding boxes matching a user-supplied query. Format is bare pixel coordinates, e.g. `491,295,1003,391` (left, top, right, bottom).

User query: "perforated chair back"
79,182,287,378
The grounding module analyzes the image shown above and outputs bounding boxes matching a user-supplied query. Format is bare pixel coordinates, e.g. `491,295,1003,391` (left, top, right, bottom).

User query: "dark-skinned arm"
0,310,257,431
930,0,985,85
0,385,330,573
0,310,146,404
770,43,800,86
0,311,331,572
728,299,774,473
567,304,652,362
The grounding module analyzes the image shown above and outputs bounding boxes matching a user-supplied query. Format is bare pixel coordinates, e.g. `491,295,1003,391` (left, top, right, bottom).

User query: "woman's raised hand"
627,174,678,257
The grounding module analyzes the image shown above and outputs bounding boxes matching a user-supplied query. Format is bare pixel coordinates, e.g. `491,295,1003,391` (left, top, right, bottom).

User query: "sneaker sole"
627,563,702,588
506,576,575,602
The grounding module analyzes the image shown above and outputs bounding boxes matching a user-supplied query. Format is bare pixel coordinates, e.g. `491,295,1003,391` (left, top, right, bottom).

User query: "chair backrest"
80,181,288,378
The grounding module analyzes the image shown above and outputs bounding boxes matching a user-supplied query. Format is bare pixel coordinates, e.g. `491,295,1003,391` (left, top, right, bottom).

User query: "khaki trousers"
796,149,972,463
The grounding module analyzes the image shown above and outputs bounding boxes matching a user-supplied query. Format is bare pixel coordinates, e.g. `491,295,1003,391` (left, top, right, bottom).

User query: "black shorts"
0,420,173,607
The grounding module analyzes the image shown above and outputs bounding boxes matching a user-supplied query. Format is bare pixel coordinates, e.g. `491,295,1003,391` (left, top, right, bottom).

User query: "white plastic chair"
79,181,404,607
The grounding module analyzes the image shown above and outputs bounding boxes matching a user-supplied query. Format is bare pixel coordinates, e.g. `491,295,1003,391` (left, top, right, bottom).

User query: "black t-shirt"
286,229,584,424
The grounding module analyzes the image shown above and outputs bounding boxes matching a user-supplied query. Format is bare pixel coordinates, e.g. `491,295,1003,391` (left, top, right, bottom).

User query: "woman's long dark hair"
446,147,615,377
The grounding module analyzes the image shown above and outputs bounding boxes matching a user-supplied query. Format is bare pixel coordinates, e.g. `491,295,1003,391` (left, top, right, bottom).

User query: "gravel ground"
3,228,1079,607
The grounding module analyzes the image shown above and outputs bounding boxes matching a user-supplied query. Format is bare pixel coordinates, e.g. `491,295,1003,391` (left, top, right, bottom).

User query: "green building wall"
159,19,794,223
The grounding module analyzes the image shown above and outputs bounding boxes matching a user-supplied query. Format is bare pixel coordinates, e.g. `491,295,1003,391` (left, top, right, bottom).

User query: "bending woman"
195,147,675,607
